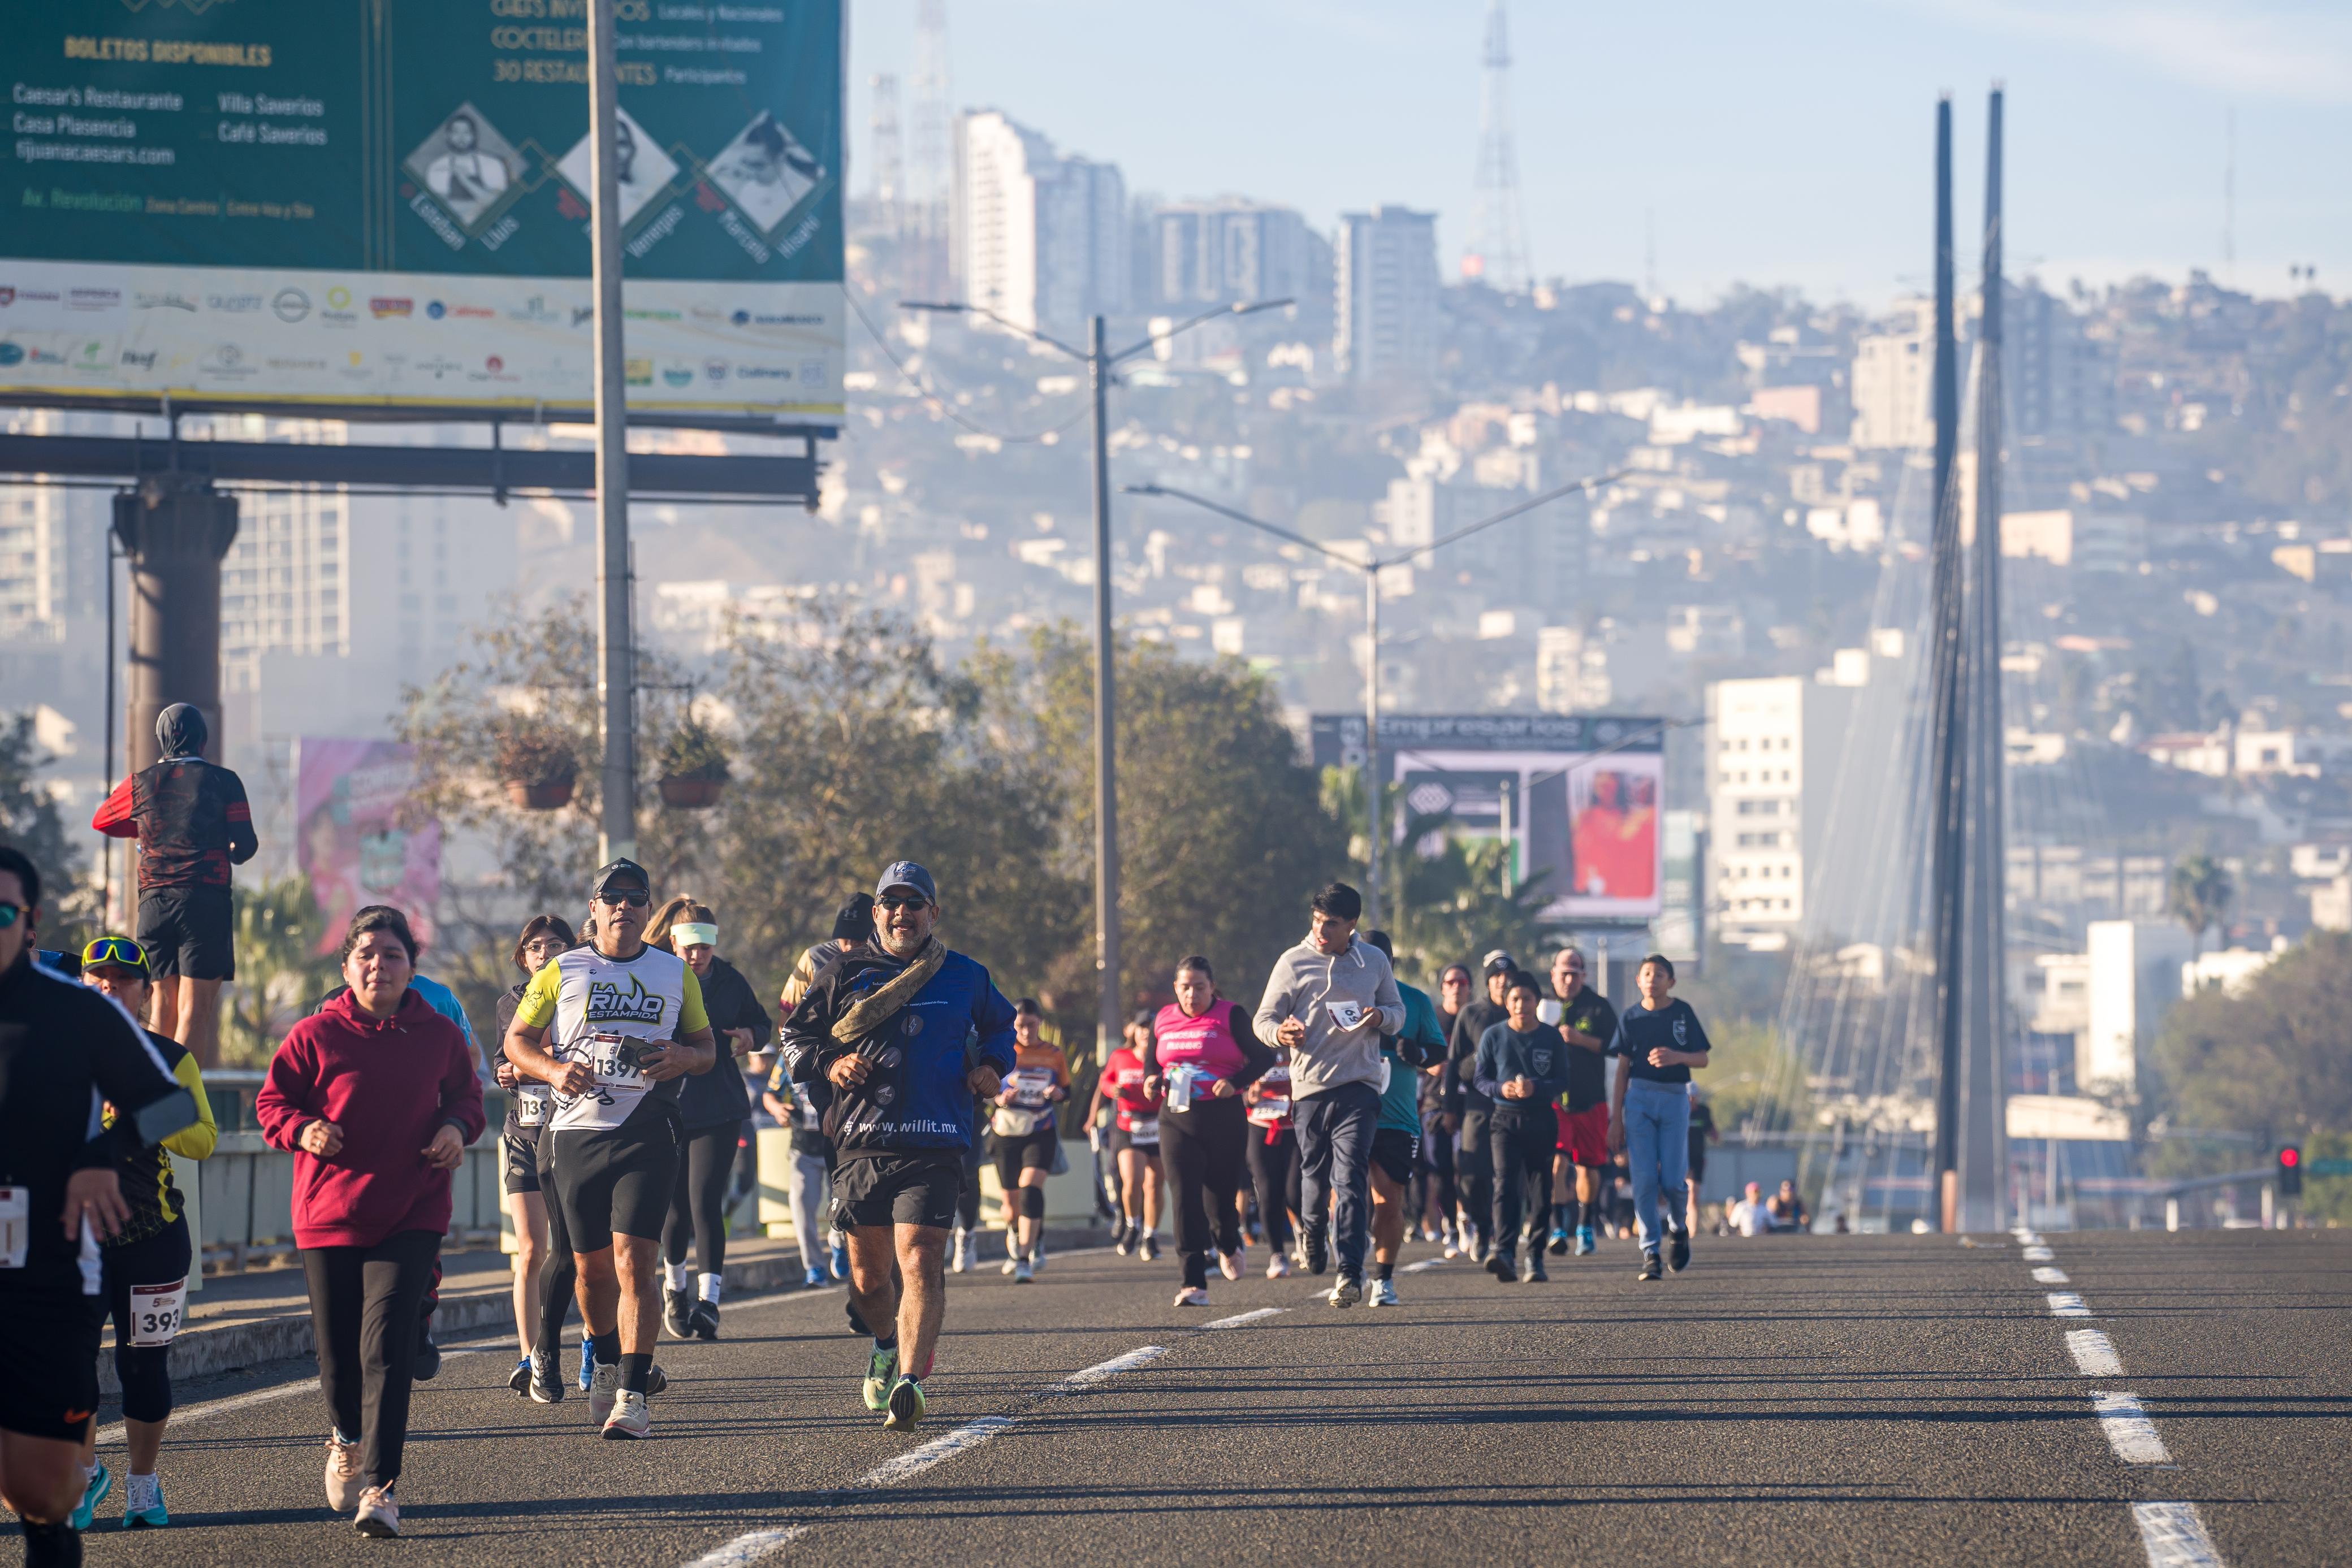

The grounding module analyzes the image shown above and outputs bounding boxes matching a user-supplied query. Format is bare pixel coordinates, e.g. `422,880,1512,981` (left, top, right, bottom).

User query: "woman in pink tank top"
1143,956,1274,1307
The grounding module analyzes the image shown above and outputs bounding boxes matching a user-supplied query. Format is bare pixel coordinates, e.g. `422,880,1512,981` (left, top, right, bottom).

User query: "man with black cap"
777,861,1016,1433
1443,950,1515,1261
502,859,717,1440
92,704,258,1065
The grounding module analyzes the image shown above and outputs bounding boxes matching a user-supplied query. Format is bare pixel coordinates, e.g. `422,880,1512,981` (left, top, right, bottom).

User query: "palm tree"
2165,852,2233,954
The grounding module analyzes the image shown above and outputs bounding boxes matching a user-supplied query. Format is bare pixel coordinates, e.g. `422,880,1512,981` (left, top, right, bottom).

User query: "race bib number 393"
0,1186,26,1268
129,1277,188,1346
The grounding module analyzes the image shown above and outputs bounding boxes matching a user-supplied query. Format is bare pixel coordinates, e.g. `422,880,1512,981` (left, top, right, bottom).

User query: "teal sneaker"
882,1376,927,1432
862,1342,899,1411
1573,1225,1596,1257
70,1462,111,1530
123,1475,170,1530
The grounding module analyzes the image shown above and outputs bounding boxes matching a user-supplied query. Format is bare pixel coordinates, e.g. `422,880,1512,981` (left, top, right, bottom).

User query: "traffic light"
2276,1145,2303,1200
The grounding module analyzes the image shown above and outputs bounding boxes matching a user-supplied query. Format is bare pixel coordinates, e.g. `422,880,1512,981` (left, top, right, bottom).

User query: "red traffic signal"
2278,1145,2305,1198
2279,1147,2301,1168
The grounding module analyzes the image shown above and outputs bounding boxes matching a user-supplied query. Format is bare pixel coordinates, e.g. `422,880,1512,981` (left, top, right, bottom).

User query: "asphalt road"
21,1227,2348,1566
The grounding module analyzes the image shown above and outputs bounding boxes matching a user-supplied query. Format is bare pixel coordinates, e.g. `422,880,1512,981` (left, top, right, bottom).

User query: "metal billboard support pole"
1089,315,1120,1059
589,0,636,865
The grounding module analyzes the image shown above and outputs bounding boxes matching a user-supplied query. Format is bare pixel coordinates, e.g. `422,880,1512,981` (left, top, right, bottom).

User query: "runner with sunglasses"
501,860,717,1440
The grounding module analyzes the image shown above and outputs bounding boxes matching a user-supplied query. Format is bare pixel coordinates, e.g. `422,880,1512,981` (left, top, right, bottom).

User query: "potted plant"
497,724,578,810
657,719,730,808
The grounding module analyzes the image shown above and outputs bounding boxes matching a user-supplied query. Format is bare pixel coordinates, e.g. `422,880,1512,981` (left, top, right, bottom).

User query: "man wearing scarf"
777,861,1014,1434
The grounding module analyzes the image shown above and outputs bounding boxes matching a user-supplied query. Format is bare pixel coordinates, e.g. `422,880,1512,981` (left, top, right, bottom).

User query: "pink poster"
296,739,441,956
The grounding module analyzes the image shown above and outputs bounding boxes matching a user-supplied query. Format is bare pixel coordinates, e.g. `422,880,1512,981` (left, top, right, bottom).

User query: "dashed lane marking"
1044,1345,1168,1394
2133,1501,2227,1567
2047,1291,2093,1318
2065,1329,2125,1377
1400,1257,1451,1273
2093,1391,2173,1465
2033,1266,2070,1284
2022,1245,2057,1262
1201,1307,1288,1329
857,1413,1017,1488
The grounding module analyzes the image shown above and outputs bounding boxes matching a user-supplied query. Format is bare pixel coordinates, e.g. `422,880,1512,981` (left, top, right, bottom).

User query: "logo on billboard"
572,306,594,328
508,295,561,324
0,343,23,366
136,292,197,311
0,289,13,307
0,288,60,308
70,341,106,370
426,301,446,319
486,356,503,372
625,359,651,386
206,293,264,313
704,359,727,383
555,105,679,228
662,366,693,387
327,287,352,309
273,288,310,322
119,349,157,370
704,110,829,237
68,288,120,313
370,297,413,318
401,103,525,236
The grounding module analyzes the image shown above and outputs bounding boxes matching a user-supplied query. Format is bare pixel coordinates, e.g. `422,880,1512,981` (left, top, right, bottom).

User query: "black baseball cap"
1481,948,1516,974
874,860,937,903
590,859,651,900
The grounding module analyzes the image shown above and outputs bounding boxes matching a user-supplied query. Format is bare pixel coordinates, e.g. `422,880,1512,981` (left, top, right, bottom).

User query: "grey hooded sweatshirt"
1252,934,1406,1099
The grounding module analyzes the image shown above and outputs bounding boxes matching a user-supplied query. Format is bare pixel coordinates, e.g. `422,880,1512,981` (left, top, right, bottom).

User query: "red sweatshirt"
257,988,486,1249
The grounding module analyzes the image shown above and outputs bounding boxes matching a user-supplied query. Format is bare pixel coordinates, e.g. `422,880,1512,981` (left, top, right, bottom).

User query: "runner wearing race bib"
492,915,578,1403
1149,957,1274,1308
1092,1035,1164,1259
1244,1049,1300,1278
991,1002,1070,1283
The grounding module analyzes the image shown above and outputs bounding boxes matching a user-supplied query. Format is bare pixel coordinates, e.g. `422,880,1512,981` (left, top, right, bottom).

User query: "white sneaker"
323,1434,364,1513
1328,1276,1363,1309
589,1361,621,1423
1266,1253,1290,1279
1000,1248,1020,1276
600,1389,651,1440
1218,1248,1244,1281
951,1229,971,1274
1031,1243,1047,1272
353,1484,400,1537
1371,1278,1399,1307
1013,1257,1035,1284
1173,1286,1209,1307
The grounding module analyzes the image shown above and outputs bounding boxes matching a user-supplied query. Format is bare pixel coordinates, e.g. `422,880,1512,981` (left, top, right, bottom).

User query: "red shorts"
1555,1104,1611,1167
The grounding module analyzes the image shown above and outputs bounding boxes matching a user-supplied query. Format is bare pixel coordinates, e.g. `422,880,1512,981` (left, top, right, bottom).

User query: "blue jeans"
1623,1077,1690,1253
1295,1081,1379,1279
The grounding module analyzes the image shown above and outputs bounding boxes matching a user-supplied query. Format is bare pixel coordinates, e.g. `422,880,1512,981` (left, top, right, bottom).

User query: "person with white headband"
647,897,771,1341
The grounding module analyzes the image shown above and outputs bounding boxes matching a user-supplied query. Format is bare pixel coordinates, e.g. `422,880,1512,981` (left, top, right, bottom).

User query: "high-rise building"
955,110,1129,338
1335,206,1439,385
2008,280,2116,440
1849,297,1934,451
1152,199,1321,308
902,0,953,303
1705,674,1860,940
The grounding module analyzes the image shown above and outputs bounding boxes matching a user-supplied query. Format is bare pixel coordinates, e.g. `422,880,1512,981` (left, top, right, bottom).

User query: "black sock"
21,1517,80,1568
1376,1261,1394,1281
590,1330,621,1366
620,1352,652,1395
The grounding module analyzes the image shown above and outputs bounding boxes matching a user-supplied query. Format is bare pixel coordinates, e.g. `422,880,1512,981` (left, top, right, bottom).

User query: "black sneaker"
1524,1256,1549,1283
412,1325,440,1381
689,1300,720,1341
507,1356,532,1396
1485,1250,1516,1282
1547,1228,1570,1257
1303,1224,1329,1277
663,1288,694,1340
1668,1233,1691,1274
528,1350,565,1404
648,1364,668,1396
1637,1251,1663,1282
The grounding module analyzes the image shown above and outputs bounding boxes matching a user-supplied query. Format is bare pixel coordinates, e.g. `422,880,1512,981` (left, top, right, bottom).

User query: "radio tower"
1463,0,1529,293
868,73,904,210
905,0,953,301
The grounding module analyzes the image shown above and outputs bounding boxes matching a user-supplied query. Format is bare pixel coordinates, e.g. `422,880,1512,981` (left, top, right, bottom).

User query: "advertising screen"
2,0,842,421
1312,713,1666,922
296,738,440,955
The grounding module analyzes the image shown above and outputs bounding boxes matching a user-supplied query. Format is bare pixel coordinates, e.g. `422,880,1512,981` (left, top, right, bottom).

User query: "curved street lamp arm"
898,300,1091,363
1110,298,1297,367
1121,482,1370,573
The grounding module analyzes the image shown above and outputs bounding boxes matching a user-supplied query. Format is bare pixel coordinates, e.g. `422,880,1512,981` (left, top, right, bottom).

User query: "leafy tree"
220,876,341,1068
2149,932,2352,1148
2165,852,2233,952
1692,1015,1811,1137
0,711,82,923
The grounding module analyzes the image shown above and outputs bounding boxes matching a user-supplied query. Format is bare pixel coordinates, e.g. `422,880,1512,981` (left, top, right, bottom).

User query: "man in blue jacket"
777,861,1013,1433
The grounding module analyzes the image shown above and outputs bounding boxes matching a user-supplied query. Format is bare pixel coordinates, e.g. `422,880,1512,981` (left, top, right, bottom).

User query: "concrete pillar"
113,477,238,770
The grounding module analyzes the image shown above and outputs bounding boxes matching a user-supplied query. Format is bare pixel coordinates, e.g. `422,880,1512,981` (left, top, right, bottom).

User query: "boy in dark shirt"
1444,951,1514,1261
1607,953,1711,1282
1473,971,1568,1284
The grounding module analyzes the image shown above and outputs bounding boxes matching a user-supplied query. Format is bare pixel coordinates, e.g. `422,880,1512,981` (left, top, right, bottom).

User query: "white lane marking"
680,1527,812,1568
855,1414,1015,1488
2033,1266,2070,1284
2065,1329,2125,1378
1045,1345,1166,1394
2134,1501,2226,1567
2013,1229,2043,1245
1401,1257,1450,1273
1201,1307,1287,1329
2047,1291,2092,1318
2093,1391,2173,1464
2022,1245,2056,1262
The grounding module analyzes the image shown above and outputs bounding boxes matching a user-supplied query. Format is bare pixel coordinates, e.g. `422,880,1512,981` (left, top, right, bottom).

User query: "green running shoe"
123,1476,170,1530
882,1376,927,1432
862,1342,899,1411
71,1462,111,1530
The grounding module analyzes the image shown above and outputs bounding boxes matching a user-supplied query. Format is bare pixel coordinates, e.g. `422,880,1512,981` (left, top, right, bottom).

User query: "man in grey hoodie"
1253,882,1404,1308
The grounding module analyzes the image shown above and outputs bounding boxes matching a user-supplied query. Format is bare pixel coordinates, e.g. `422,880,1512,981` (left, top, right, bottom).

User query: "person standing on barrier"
257,906,485,1537
69,938,217,1532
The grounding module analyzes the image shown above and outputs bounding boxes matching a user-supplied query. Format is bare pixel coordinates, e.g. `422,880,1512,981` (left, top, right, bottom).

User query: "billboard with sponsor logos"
1,0,842,421
1311,712,1667,923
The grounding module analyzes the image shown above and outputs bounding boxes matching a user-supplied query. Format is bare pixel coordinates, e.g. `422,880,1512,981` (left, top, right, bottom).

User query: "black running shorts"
1104,1125,1158,1156
832,1151,964,1232
0,1285,105,1441
1370,1127,1420,1186
502,1128,543,1196
993,1128,1058,1194
545,1111,678,1252
137,885,235,982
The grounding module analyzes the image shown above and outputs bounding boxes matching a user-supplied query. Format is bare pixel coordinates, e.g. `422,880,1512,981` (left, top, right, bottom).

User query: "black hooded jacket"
92,704,258,890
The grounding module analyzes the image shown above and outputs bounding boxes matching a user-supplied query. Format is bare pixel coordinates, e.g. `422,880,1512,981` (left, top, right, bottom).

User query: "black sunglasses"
876,894,932,911
596,888,650,908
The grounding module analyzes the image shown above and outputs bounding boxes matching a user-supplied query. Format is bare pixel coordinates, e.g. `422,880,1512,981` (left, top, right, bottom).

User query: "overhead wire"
841,285,1093,446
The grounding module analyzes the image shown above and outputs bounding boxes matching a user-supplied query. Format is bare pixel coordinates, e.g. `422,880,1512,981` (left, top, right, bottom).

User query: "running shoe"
1032,1241,1047,1272
1419,1222,1439,1244
1140,1233,1160,1261
1266,1251,1290,1279
863,1342,900,1411
1441,1227,1460,1259
649,1365,668,1396
882,1376,927,1432
589,1360,622,1423
70,1463,110,1530
529,1349,565,1404
690,1300,720,1341
1370,1278,1399,1307
412,1324,440,1381
1524,1257,1549,1283
577,1335,597,1393
1218,1248,1244,1281
1637,1251,1663,1282
508,1356,532,1396
1328,1275,1363,1309
1471,1230,1492,1264
1303,1223,1329,1276
1014,1257,1036,1284
1114,1222,1136,1258
958,1229,979,1272
1549,1228,1570,1257
663,1288,694,1340
1573,1225,1596,1257
353,1484,400,1539
1001,1249,1021,1276
952,1227,973,1272
829,1238,850,1280
1486,1251,1516,1282
804,1266,830,1289
323,1435,364,1512
1174,1285,1210,1307
601,1389,652,1440
1668,1231,1692,1275
122,1474,168,1530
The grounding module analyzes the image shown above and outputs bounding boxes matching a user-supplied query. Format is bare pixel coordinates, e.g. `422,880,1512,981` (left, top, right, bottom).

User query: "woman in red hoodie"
257,906,483,1539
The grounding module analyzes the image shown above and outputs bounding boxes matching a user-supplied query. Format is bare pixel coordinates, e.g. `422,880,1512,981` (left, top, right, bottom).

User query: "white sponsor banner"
0,259,841,418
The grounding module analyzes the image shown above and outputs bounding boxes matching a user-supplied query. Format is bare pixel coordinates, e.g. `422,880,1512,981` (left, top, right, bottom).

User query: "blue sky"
847,0,2352,308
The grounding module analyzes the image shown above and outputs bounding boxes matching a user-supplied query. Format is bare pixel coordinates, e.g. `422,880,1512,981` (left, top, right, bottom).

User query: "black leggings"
1488,1108,1555,1263
537,1138,580,1358
104,1218,192,1424
958,1140,984,1231
663,1121,743,1277
300,1229,440,1489
1415,1112,1457,1230
1160,1098,1247,1289
1458,1107,1494,1238
1246,1125,1302,1254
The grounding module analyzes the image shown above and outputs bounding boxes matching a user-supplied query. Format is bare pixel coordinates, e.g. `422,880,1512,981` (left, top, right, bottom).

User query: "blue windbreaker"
777,945,1017,1155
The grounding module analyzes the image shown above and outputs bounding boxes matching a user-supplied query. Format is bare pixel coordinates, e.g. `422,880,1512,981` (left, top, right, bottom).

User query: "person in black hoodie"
1443,950,1515,1260
648,897,771,1341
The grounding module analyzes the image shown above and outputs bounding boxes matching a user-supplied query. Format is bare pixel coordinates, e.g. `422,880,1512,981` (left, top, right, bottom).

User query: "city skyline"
849,0,2352,306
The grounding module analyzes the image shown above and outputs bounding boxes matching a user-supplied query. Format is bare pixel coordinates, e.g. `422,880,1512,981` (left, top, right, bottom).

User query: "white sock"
698,1272,723,1304
81,1463,98,1484
664,1260,693,1293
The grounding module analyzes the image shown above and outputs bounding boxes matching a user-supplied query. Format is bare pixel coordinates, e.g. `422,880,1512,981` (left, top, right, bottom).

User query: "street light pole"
1364,564,1382,926
1089,315,1121,1055
588,0,635,865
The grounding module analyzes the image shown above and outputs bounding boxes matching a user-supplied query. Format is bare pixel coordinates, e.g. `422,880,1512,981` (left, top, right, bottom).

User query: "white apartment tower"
1705,675,1858,938
1153,200,1318,307
1335,206,1439,384
955,110,1128,340
1849,297,1934,451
